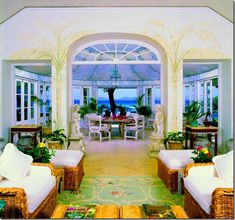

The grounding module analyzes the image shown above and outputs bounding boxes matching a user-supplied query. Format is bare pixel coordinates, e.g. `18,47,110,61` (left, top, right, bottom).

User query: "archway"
66,33,168,134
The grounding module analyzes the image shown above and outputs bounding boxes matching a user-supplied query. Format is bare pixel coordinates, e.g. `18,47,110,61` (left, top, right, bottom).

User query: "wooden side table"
120,205,188,218
51,205,119,218
185,125,218,155
54,167,64,193
10,125,42,147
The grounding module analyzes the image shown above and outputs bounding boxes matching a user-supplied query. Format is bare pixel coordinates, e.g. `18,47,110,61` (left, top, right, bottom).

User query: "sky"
98,88,137,99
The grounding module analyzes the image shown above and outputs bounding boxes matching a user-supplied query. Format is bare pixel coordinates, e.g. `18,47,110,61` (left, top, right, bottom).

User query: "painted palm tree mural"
146,21,224,130
11,25,90,128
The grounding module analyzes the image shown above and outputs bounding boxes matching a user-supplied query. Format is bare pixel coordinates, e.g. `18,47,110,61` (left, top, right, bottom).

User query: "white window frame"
72,85,81,105
15,78,37,125
39,83,51,125
82,87,90,106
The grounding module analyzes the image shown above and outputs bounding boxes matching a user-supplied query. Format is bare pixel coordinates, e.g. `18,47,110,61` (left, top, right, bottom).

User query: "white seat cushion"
212,150,233,182
0,165,56,213
51,150,84,167
159,150,194,169
0,143,33,180
184,174,233,214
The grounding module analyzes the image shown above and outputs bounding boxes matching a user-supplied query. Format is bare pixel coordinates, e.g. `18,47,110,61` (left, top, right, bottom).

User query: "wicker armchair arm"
0,187,29,218
32,162,55,176
211,188,234,219
184,162,214,176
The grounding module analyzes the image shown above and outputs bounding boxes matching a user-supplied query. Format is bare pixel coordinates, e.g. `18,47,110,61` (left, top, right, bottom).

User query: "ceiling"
0,0,233,24
16,63,218,80
16,65,51,76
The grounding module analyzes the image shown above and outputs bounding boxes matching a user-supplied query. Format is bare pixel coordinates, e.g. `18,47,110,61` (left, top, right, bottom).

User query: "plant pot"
190,120,198,127
168,141,183,150
47,140,62,150
203,121,210,127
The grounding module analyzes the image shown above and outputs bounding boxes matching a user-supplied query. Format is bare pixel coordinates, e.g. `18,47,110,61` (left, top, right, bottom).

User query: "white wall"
0,7,233,142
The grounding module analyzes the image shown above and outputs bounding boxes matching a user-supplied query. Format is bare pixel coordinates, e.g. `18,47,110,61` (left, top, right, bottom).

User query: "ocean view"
74,98,161,111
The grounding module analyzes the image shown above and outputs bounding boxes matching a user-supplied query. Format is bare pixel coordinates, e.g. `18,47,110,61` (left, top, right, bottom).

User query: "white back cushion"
212,150,233,182
0,143,33,181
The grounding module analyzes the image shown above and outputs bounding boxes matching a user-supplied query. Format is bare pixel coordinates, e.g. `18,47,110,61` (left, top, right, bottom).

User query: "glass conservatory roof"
72,64,160,81
74,42,159,62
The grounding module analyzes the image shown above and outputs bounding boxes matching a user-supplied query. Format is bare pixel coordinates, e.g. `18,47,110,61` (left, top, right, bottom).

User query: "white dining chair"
88,115,111,142
124,115,145,140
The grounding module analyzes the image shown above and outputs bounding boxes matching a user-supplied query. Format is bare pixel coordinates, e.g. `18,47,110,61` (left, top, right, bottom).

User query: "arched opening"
67,33,168,134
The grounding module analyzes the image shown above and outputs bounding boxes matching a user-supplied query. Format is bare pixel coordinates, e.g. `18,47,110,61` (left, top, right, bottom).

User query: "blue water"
74,99,161,110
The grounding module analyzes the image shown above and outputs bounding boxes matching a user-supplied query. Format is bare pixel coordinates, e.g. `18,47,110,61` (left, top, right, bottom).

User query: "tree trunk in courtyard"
107,88,116,115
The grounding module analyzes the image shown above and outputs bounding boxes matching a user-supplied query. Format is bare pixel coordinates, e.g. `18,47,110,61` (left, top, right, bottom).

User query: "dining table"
102,117,134,137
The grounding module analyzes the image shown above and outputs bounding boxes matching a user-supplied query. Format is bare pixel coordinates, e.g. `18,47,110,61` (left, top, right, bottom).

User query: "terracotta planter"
47,140,62,150
168,141,183,150
203,121,210,127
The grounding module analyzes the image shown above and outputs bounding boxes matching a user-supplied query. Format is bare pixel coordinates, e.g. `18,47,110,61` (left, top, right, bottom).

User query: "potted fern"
164,131,185,150
133,94,152,118
183,101,206,127
44,128,68,150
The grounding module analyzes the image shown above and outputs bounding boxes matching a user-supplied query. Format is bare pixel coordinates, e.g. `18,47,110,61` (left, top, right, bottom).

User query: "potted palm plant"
183,101,207,127
44,128,68,150
164,131,185,150
133,94,152,118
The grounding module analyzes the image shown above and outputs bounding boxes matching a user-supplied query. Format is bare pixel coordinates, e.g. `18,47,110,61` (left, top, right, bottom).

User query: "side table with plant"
183,101,207,127
164,131,185,150
44,128,68,150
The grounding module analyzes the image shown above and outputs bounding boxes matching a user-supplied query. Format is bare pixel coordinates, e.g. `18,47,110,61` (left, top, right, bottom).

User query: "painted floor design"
58,176,184,207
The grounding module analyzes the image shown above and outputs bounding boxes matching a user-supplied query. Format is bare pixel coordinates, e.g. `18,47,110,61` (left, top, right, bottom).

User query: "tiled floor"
70,129,158,176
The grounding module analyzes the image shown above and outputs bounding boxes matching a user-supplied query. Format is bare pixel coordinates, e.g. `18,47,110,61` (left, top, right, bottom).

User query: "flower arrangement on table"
25,142,55,163
191,145,212,163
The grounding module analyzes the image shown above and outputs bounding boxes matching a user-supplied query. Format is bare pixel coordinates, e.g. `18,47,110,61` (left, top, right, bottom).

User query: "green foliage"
79,97,98,118
191,146,212,163
164,131,185,143
133,94,152,117
25,143,55,163
32,95,52,126
183,101,207,124
116,105,127,116
97,104,110,116
212,96,218,113
31,95,45,106
44,128,68,144
89,97,98,112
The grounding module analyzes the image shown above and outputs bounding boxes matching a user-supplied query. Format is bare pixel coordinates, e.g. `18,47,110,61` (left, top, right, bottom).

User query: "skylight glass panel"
134,46,148,54
96,53,113,61
125,44,139,52
121,53,137,61
74,42,159,61
105,43,115,51
86,46,99,54
117,43,127,51
93,44,107,52
116,51,128,59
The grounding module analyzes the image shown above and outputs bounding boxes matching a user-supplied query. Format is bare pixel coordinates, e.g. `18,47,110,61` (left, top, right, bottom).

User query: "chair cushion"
0,143,33,181
159,150,194,169
212,150,233,182
0,165,56,213
184,173,233,214
51,150,84,167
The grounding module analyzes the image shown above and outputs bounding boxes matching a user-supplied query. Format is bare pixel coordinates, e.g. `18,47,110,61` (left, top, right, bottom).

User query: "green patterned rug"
58,176,184,206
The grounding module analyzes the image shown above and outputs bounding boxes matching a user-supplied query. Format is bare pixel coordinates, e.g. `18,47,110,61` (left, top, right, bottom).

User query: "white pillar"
166,61,183,131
